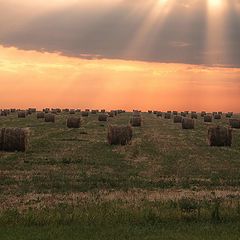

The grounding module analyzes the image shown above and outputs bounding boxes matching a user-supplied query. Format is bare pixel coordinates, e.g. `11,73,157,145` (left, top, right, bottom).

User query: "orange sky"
0,45,240,112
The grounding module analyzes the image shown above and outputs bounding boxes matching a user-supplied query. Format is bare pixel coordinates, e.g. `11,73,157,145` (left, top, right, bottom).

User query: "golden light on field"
0,45,239,111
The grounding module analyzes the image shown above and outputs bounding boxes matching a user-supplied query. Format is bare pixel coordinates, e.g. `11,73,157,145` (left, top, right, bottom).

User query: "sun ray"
205,0,229,66
123,0,174,59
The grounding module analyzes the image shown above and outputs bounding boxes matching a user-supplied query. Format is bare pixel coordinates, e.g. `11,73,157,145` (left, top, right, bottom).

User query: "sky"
0,0,240,111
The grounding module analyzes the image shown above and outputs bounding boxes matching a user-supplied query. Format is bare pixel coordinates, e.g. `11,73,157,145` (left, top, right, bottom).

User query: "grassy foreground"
0,111,240,239
1,222,240,240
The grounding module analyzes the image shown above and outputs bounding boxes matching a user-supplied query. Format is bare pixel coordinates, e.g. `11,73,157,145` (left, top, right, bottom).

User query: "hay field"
0,111,240,239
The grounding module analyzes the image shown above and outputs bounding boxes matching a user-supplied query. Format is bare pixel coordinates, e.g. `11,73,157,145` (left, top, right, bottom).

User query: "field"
0,111,240,239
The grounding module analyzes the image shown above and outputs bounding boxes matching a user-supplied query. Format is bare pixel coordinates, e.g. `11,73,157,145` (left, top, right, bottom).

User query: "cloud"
0,0,239,67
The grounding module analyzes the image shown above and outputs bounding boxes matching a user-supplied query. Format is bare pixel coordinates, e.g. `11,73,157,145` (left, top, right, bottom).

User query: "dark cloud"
0,0,239,67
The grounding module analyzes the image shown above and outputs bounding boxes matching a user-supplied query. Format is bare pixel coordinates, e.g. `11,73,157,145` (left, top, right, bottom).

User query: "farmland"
0,111,240,239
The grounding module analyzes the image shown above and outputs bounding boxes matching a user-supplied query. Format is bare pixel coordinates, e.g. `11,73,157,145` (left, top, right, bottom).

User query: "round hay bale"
108,112,114,117
0,111,7,116
82,111,89,117
0,128,29,152
67,116,81,128
45,113,55,123
132,111,141,117
214,114,221,120
173,115,182,123
43,108,50,113
51,109,58,114
117,110,123,114
69,109,75,114
28,108,36,114
101,109,106,113
164,113,171,119
36,112,45,119
229,119,240,129
208,126,232,147
130,116,142,127
173,111,178,115
98,114,108,122
107,125,132,145
191,112,198,119
182,118,195,129
204,115,212,122
181,112,187,117
148,110,153,114
91,110,97,114
18,111,26,118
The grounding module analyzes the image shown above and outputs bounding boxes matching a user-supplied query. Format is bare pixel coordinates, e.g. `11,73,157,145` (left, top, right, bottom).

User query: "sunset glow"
0,0,239,111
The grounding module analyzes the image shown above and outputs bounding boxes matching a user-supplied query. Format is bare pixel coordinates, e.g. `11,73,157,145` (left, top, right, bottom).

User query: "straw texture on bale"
82,111,89,117
204,115,212,122
208,126,232,147
18,111,26,118
98,114,108,122
130,116,142,127
173,115,183,123
229,119,240,129
67,116,81,128
107,125,132,145
0,128,29,152
36,112,45,119
182,118,195,129
45,114,55,123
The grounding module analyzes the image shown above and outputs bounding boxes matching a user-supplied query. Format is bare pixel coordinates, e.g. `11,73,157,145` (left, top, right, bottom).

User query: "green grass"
1,222,240,240
0,111,240,239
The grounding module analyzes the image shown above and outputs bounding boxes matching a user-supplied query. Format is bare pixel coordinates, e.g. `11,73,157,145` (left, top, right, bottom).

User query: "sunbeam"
205,0,229,66
124,0,174,59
